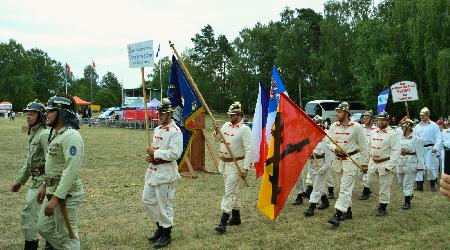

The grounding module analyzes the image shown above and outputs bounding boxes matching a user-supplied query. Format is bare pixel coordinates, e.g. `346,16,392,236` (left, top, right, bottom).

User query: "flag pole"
159,59,163,101
141,67,151,146
169,41,250,187
325,134,363,171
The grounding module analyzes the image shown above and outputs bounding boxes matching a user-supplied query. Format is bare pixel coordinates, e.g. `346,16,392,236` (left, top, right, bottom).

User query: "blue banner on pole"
377,89,390,113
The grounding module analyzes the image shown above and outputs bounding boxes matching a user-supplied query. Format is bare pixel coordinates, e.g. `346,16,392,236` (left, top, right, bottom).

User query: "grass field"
1,116,449,249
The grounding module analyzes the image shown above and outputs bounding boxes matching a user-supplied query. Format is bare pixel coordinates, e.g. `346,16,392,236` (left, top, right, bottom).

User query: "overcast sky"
0,0,326,89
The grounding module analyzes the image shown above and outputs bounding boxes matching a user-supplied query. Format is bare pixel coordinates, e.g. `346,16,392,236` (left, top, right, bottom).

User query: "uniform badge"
70,146,77,156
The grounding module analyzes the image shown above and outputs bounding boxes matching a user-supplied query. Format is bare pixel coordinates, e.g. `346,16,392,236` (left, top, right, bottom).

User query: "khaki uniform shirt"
368,126,400,174
16,125,49,188
45,127,84,199
327,121,369,166
146,120,182,186
214,120,253,170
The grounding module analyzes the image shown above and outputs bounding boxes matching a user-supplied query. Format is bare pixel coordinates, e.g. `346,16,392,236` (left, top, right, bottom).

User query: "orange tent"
73,96,91,106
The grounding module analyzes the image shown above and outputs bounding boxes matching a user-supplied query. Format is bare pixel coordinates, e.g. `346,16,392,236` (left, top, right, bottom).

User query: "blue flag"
265,65,288,143
167,55,204,168
377,89,390,113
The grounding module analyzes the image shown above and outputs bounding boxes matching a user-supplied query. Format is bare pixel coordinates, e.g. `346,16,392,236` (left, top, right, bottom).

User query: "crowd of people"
9,95,450,249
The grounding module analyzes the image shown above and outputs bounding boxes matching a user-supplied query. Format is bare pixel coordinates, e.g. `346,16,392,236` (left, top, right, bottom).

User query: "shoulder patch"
69,146,77,156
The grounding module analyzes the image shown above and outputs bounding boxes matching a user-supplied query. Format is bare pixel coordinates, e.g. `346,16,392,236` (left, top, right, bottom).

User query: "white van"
304,100,366,128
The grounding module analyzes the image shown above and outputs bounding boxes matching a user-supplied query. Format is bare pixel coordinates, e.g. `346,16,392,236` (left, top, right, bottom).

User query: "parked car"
304,100,366,128
350,112,363,124
98,107,121,120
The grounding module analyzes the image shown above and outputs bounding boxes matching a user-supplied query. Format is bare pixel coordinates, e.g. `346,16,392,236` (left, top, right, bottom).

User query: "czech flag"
252,82,269,179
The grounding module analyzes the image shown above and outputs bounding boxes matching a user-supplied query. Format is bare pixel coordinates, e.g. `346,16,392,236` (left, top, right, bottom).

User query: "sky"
0,0,326,89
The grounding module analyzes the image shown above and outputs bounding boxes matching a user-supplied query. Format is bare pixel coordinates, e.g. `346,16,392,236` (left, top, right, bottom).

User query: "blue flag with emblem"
167,55,204,168
377,89,390,113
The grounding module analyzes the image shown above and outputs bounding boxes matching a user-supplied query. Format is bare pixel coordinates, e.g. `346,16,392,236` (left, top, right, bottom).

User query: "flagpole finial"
169,40,174,47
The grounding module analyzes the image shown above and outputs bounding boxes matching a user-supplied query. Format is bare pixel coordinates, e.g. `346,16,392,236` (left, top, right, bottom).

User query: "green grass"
1,116,449,249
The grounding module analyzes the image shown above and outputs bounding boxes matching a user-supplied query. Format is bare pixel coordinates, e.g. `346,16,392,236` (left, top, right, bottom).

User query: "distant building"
123,87,161,106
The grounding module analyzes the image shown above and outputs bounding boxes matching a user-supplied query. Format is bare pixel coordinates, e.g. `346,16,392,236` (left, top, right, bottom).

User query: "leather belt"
45,177,60,187
311,154,325,159
424,144,434,147
336,150,358,159
153,160,171,165
373,157,390,164
221,156,245,162
401,152,416,156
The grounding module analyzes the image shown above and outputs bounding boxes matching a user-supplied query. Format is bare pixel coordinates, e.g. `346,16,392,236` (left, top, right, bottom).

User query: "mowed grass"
1,116,449,250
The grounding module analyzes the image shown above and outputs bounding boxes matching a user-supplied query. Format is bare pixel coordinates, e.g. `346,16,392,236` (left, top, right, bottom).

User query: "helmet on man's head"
335,102,350,112
227,101,243,115
45,94,76,115
363,110,373,118
313,115,324,127
420,107,430,116
157,98,174,114
24,100,45,113
401,119,414,129
377,111,389,120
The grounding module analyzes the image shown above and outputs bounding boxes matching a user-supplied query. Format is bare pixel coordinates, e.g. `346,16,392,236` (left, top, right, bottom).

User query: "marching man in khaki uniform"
397,119,425,209
142,98,182,248
303,116,333,217
327,102,368,227
359,110,376,200
11,100,49,250
367,111,400,216
37,94,84,250
213,101,252,234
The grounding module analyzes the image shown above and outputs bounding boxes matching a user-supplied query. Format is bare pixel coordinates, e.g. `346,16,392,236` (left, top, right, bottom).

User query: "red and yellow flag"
257,93,326,221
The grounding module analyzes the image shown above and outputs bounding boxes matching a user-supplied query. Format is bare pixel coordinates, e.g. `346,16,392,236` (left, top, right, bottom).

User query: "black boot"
415,181,424,192
44,241,55,250
303,185,313,199
154,227,171,248
317,195,330,210
292,193,303,205
342,207,352,219
401,196,411,210
430,180,437,192
148,222,163,242
24,240,38,250
228,209,241,226
214,212,230,234
376,203,387,216
327,187,334,199
359,187,371,200
327,209,344,226
304,203,317,217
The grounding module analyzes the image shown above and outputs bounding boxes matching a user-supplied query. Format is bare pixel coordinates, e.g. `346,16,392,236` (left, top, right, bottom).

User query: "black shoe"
44,241,55,250
317,195,330,210
154,227,171,248
430,180,437,192
148,223,163,242
359,187,371,200
342,207,352,220
304,203,317,217
401,196,411,210
228,209,241,226
327,187,334,200
327,209,344,226
304,185,313,199
376,203,387,216
415,181,424,192
24,240,38,250
214,212,230,234
292,193,303,205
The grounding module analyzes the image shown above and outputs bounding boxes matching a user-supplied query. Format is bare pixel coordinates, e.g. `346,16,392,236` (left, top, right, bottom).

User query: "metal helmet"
420,107,430,116
363,110,373,117
401,119,414,129
157,98,174,114
313,115,324,127
227,101,243,115
377,111,389,120
335,102,350,112
45,94,76,115
24,99,45,113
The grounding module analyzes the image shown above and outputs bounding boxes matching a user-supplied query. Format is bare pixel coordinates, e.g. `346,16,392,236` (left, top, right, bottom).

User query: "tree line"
0,40,123,111
147,0,449,120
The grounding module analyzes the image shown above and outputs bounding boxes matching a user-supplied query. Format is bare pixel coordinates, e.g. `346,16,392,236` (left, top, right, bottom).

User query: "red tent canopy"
73,96,91,105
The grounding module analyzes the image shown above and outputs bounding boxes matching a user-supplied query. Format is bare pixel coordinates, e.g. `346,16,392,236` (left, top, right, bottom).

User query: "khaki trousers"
21,187,42,241
368,172,394,204
142,180,176,228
